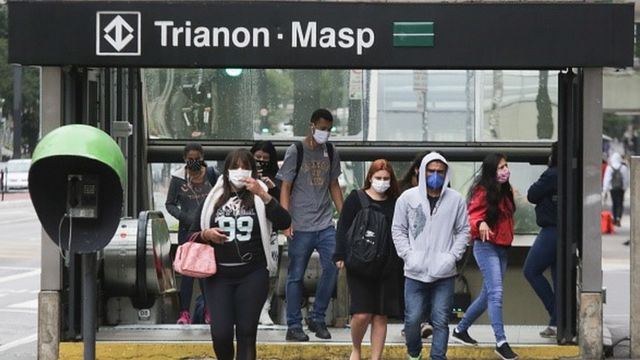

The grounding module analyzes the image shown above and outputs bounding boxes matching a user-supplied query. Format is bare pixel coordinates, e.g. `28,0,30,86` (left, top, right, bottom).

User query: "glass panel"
372,70,474,141
480,70,558,141
143,69,354,140
143,69,556,142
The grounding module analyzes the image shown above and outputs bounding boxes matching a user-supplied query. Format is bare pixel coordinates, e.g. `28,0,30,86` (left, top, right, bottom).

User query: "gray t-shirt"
276,142,341,231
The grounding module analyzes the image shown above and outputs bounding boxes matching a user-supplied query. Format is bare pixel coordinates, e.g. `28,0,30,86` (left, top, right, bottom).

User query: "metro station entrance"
8,1,634,359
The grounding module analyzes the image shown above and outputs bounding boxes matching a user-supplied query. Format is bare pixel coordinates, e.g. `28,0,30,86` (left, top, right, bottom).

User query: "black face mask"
186,159,205,172
255,160,269,172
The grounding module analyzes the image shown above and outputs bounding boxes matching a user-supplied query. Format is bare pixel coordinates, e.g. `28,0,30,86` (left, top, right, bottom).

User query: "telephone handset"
66,174,99,218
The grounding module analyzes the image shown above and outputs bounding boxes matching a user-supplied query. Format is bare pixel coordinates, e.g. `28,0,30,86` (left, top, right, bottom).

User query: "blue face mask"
426,172,445,189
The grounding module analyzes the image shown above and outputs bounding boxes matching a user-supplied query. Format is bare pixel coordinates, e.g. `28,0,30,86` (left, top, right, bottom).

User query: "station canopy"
8,1,635,69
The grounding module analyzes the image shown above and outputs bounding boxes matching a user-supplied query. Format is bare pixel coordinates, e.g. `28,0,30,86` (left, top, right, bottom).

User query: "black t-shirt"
211,193,265,266
427,195,439,215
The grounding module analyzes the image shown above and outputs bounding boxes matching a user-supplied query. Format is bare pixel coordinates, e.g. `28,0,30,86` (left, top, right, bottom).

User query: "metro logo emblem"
96,11,141,56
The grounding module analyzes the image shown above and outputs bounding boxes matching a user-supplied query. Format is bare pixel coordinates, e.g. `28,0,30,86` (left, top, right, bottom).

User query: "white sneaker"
259,307,274,325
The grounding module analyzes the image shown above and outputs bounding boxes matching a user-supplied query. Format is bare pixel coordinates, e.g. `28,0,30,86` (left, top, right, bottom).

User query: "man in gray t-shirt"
276,108,344,341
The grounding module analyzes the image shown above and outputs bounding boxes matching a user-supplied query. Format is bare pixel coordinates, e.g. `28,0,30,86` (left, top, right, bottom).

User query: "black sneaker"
495,342,518,360
451,328,478,346
286,327,309,342
306,317,332,339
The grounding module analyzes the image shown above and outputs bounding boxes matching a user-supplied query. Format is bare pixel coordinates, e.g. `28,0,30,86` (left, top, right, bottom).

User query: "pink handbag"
173,232,217,278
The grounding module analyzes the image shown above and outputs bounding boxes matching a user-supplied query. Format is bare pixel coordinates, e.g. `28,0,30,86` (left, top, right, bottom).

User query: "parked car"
5,159,31,191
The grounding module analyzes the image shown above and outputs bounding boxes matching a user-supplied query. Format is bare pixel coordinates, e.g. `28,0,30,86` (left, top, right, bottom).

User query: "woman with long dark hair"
451,153,518,360
250,140,281,325
333,159,403,360
166,142,212,324
190,149,291,360
250,140,280,202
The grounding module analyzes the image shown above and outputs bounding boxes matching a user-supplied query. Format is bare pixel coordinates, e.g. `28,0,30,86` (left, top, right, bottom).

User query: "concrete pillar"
631,156,640,357
580,293,603,359
37,291,60,360
38,66,63,360
579,68,603,359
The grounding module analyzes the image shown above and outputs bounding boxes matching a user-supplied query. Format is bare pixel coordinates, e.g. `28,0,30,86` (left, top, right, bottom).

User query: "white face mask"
371,179,391,194
227,169,252,188
313,128,330,144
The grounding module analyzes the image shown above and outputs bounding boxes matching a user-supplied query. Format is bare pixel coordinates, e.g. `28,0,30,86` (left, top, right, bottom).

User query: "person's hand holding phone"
202,227,228,244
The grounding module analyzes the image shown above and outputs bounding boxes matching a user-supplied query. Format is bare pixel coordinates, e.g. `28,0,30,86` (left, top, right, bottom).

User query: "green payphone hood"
31,124,126,186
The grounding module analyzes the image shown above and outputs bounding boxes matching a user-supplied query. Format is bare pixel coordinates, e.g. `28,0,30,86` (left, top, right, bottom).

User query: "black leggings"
610,189,625,222
205,265,269,360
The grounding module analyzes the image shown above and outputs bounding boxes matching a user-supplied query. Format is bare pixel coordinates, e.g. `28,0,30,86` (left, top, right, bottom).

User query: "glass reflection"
480,70,558,141
143,69,556,142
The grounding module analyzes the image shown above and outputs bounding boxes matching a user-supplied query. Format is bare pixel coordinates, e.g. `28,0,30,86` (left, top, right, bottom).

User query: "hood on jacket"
417,152,451,202
609,152,624,170
171,165,188,180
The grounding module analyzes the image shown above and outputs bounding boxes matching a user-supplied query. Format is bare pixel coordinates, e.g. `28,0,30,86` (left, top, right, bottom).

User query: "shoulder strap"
292,141,304,185
293,141,333,185
355,189,370,209
326,142,334,165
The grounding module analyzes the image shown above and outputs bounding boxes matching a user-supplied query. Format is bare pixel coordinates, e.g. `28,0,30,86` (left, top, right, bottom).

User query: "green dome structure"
29,125,126,253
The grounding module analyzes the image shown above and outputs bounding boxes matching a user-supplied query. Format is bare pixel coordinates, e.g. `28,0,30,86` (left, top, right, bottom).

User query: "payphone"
29,124,126,360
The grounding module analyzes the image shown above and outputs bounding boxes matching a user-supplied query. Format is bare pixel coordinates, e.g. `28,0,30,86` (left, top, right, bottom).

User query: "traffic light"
224,68,243,77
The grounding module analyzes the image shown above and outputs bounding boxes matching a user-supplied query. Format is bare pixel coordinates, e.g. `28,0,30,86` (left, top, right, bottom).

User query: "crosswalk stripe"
0,269,40,284
0,334,37,353
0,266,39,271
8,299,38,309
0,309,37,314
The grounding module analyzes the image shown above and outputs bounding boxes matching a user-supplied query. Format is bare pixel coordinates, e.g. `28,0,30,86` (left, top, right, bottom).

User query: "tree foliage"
0,4,40,158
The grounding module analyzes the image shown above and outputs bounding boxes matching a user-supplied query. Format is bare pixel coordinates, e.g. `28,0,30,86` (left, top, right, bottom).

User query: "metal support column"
579,67,603,359
81,253,97,360
557,69,579,344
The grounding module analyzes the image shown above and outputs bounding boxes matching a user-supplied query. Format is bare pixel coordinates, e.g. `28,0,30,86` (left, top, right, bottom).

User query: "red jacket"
468,186,515,246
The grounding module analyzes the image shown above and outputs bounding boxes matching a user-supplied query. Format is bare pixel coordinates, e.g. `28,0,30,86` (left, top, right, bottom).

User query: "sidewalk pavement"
0,190,31,206
60,323,578,360
602,200,632,359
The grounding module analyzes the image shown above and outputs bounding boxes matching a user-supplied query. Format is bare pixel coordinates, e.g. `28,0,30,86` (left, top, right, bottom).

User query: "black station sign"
8,1,635,69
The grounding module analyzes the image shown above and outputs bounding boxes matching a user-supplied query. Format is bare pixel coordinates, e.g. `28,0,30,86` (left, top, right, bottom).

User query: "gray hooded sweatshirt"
391,152,470,283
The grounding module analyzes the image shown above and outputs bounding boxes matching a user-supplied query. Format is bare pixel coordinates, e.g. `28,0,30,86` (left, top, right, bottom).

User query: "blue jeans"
286,226,338,328
523,227,557,327
456,240,508,344
404,276,454,360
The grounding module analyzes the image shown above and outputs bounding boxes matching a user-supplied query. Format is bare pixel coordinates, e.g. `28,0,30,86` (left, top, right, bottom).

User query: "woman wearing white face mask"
189,149,291,360
333,159,403,360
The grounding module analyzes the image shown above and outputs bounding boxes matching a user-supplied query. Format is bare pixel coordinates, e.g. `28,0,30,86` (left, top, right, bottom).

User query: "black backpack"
611,167,624,190
344,190,390,278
